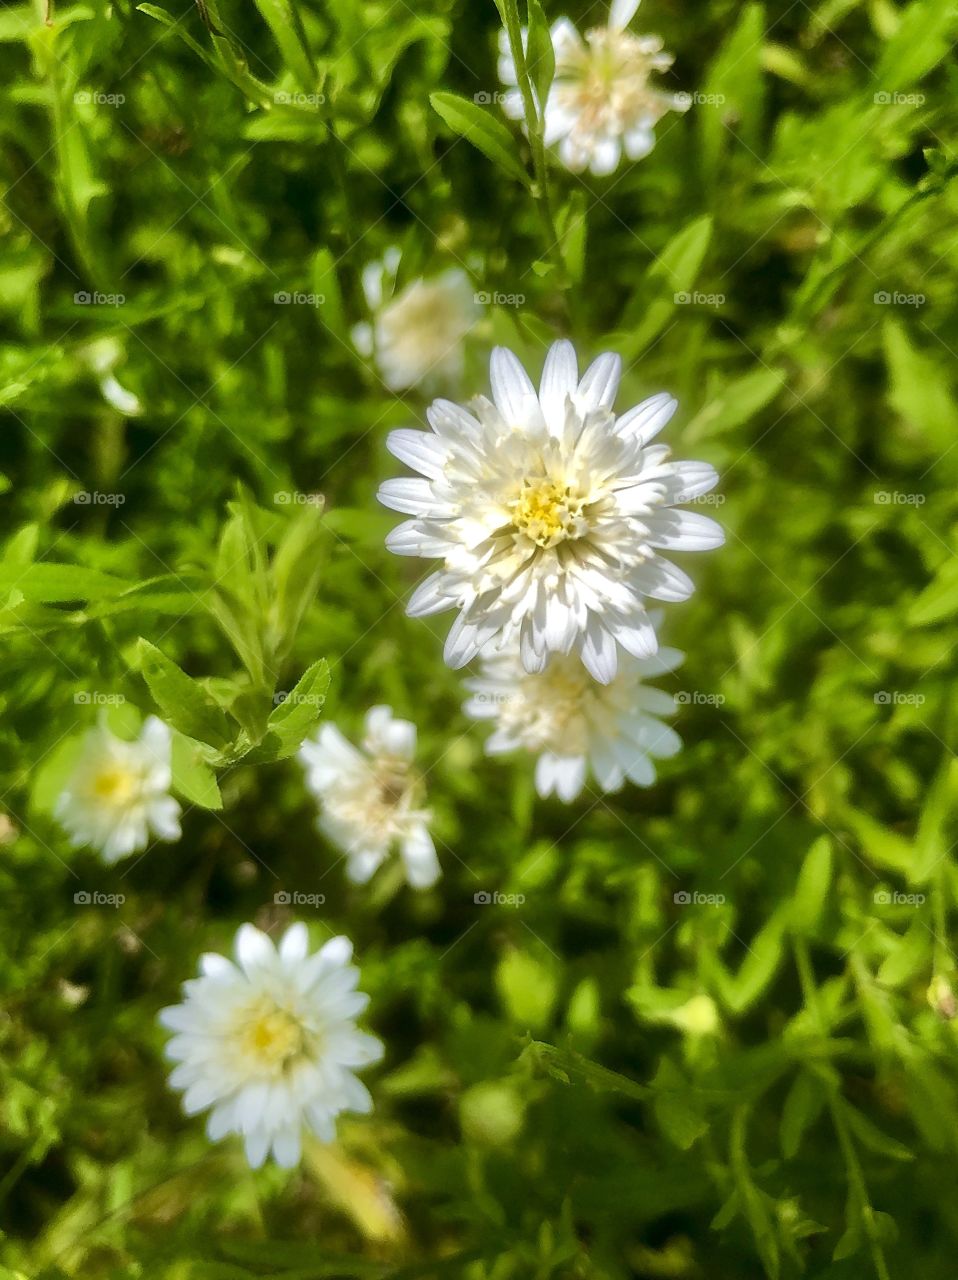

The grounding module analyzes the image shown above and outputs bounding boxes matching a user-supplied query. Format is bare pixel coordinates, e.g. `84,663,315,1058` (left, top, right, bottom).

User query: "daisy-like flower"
378,340,722,685
55,715,181,862
299,706,440,889
463,613,683,801
352,248,479,392
498,0,689,176
159,923,383,1169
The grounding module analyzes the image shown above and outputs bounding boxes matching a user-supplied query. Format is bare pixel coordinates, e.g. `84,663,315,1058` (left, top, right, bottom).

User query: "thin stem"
793,937,891,1280
498,0,564,280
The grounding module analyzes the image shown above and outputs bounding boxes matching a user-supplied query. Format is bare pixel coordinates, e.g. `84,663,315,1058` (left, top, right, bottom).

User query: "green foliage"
1,0,958,1276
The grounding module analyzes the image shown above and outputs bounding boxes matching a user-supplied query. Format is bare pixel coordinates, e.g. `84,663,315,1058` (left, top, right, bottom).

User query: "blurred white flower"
353,248,479,391
83,337,142,416
498,0,688,176
379,340,722,684
464,616,683,801
55,716,181,862
299,706,440,888
159,923,383,1168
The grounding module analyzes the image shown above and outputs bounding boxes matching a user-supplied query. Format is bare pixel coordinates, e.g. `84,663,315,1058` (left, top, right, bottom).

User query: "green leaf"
875,0,958,90
136,639,232,748
790,836,832,934
685,367,787,441
251,0,317,93
242,658,330,763
0,562,132,604
652,1059,709,1150
430,92,530,187
840,1100,915,1161
910,557,958,627
526,0,555,115
779,1070,826,1159
876,917,929,989
911,756,958,883
170,733,223,810
700,4,765,176
496,949,558,1031
884,318,958,454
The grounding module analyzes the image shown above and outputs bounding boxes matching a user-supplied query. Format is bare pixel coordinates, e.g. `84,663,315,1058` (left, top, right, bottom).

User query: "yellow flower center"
241,1006,306,1069
511,478,587,548
90,766,138,807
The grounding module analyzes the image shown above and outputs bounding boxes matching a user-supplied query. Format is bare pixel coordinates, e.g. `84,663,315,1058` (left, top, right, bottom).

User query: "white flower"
464,615,683,801
55,715,181,862
498,0,689,176
378,340,723,685
159,923,383,1169
299,706,440,889
352,248,479,392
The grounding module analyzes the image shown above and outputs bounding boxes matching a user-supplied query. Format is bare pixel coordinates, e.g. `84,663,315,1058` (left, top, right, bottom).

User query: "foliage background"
1,0,958,1275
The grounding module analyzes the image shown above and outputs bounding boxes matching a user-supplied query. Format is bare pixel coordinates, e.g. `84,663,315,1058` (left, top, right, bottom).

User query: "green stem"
793,938,891,1280
498,0,563,280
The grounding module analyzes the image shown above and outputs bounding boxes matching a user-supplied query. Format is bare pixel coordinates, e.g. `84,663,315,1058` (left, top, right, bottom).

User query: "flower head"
379,340,722,685
499,0,688,176
55,715,181,862
159,923,383,1168
299,706,440,889
464,615,683,801
353,248,479,392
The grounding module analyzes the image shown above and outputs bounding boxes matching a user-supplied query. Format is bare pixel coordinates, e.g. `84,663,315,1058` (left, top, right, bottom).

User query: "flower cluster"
45,3,721,1176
